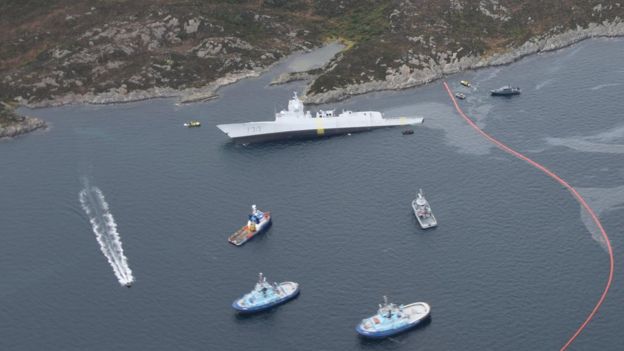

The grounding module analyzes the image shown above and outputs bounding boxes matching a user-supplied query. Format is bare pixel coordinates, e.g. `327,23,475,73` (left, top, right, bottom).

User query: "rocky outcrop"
270,70,320,85
0,115,47,139
303,20,624,104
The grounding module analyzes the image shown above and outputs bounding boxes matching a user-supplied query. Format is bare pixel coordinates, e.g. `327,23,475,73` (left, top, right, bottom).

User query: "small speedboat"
460,80,471,87
356,296,431,339
232,273,300,313
184,120,201,127
402,129,414,135
455,92,466,100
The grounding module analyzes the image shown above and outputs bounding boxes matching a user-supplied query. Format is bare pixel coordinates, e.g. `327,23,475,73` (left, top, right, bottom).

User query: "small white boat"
184,120,201,127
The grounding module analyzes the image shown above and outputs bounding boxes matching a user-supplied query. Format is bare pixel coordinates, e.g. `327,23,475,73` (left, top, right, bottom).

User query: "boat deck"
417,215,437,229
228,213,271,246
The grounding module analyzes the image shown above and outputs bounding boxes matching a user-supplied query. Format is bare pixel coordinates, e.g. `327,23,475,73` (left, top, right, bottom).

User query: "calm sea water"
1,38,623,350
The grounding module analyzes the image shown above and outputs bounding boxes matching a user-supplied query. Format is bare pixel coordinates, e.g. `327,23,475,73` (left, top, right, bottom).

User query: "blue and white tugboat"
356,296,431,339
232,273,300,313
228,205,272,246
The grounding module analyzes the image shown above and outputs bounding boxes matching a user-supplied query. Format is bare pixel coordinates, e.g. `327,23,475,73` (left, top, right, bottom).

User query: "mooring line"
442,81,614,350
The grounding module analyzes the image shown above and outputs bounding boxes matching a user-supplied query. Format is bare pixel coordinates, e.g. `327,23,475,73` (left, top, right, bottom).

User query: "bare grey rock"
0,116,47,139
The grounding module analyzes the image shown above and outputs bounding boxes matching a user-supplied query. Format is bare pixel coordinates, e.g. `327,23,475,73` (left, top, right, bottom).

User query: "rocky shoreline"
12,20,624,110
301,20,624,104
0,115,47,139
20,69,266,109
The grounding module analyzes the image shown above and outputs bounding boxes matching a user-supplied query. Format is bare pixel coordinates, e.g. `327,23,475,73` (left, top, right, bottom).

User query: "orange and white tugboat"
228,205,272,246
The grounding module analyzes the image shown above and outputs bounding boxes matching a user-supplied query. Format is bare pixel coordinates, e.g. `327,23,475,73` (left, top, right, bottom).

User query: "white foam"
535,78,555,91
576,185,624,251
589,83,621,91
79,185,134,286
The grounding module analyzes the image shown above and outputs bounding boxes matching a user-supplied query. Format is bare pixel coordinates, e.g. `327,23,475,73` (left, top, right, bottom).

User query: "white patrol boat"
216,92,424,143
412,189,437,229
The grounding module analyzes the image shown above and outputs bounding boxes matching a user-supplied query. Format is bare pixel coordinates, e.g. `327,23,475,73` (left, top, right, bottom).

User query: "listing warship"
412,189,437,229
232,273,300,313
217,92,424,143
356,296,431,339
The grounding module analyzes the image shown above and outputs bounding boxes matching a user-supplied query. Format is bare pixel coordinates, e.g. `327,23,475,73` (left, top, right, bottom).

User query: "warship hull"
225,126,382,143
218,118,424,144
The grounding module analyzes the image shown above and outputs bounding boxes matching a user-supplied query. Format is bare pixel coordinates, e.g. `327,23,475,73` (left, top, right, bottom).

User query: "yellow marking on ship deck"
400,117,407,125
315,119,325,135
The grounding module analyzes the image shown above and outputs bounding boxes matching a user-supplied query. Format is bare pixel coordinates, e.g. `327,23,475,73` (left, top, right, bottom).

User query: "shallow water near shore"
1,38,624,350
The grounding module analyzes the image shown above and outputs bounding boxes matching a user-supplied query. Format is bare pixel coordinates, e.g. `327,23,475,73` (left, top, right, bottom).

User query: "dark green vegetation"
1,0,623,105
0,103,20,127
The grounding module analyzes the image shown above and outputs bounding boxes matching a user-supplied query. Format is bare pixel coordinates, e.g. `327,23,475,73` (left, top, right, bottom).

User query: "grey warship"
490,85,521,96
217,92,424,143
412,189,437,229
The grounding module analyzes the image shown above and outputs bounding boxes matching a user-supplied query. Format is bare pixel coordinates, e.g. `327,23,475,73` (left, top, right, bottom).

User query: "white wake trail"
79,186,134,286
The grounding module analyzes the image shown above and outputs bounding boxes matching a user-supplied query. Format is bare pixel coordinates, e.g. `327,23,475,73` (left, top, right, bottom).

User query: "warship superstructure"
217,92,424,143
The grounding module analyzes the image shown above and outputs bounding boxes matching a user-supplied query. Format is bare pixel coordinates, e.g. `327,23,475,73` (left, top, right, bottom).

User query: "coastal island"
1,0,623,131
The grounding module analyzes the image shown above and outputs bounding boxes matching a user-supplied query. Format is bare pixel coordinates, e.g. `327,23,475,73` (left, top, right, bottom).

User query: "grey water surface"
1,38,623,350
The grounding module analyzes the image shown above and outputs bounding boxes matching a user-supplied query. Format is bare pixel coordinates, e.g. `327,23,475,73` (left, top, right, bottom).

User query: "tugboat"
412,189,437,229
184,120,201,127
232,273,300,313
460,80,471,87
228,205,272,246
402,129,414,135
490,85,521,96
356,296,431,339
455,92,466,100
